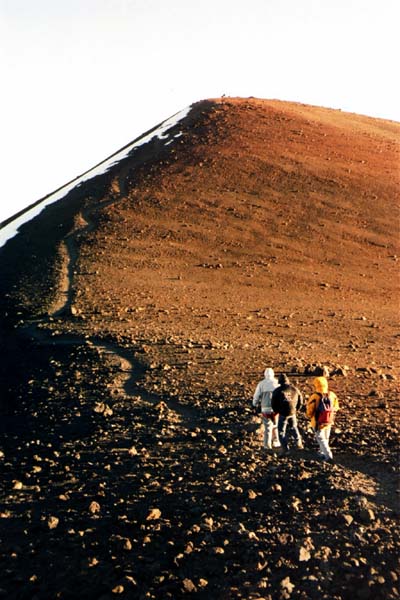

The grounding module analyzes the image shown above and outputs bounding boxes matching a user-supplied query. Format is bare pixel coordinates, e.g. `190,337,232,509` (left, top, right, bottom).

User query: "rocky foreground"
0,97,399,598
0,329,399,600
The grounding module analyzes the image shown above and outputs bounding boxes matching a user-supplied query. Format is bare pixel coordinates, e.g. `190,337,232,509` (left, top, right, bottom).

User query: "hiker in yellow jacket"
306,376,339,462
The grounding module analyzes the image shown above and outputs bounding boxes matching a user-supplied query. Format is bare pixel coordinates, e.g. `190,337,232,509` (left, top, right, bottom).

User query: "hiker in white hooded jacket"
252,368,280,449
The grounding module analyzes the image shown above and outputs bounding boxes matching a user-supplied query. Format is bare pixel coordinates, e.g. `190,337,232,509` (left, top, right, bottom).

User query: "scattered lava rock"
0,97,399,599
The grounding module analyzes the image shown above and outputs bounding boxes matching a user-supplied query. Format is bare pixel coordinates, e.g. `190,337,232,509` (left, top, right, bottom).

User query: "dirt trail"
26,172,204,433
95,342,209,429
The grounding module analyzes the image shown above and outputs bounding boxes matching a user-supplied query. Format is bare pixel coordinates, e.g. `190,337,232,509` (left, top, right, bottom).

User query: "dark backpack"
316,393,334,426
280,388,295,416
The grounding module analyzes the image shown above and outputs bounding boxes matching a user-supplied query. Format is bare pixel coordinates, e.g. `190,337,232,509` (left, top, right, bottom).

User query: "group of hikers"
252,368,339,462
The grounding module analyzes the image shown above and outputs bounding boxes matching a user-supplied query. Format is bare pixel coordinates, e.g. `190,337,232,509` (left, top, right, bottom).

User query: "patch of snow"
0,106,191,249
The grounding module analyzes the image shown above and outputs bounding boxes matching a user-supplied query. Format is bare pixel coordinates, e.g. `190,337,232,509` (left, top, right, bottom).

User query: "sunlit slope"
68,99,399,357
0,97,399,377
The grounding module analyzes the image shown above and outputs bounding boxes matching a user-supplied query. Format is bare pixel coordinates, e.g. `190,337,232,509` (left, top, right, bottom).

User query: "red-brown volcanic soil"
0,97,399,599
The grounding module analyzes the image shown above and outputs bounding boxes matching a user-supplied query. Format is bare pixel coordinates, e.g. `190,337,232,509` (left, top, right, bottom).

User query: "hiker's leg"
278,416,288,450
325,425,332,443
316,427,332,460
272,415,280,447
324,425,332,457
262,415,272,449
290,414,303,447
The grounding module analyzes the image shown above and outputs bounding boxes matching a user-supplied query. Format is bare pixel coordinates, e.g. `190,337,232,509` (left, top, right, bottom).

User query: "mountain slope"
0,97,399,600
3,99,399,358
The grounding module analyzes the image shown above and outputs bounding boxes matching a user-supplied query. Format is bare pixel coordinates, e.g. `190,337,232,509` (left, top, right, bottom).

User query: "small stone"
271,484,282,493
342,514,354,526
47,516,59,529
123,538,132,551
12,481,23,490
184,542,194,554
112,585,124,594
299,546,311,562
280,576,295,593
89,501,101,514
291,497,302,511
202,516,214,530
298,470,312,480
103,405,113,417
182,578,197,592
248,489,257,500
315,546,332,561
146,508,161,520
333,366,348,376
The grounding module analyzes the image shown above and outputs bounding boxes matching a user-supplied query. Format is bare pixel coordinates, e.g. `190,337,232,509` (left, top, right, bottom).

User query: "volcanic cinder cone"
0,97,399,600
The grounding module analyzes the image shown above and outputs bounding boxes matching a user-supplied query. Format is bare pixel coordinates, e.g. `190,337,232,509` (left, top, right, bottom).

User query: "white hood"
264,368,278,390
264,367,276,380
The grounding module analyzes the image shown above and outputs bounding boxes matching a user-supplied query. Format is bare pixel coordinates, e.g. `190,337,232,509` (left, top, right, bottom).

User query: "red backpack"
316,393,334,426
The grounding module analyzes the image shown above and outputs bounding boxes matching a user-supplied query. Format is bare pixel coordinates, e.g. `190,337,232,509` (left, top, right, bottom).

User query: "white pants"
261,413,280,448
316,426,333,460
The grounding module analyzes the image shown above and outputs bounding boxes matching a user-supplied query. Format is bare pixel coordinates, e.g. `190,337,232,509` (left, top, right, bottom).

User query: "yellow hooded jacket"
306,377,339,429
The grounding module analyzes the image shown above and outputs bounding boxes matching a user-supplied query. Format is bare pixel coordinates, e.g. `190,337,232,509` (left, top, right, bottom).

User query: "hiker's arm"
297,390,304,410
252,384,261,407
271,391,279,413
306,396,316,419
333,393,340,411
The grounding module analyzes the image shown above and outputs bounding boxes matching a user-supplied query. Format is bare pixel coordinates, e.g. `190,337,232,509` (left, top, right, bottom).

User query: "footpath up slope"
0,97,399,600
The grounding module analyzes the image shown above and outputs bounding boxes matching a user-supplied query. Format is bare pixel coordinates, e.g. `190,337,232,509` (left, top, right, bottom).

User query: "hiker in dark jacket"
271,374,304,452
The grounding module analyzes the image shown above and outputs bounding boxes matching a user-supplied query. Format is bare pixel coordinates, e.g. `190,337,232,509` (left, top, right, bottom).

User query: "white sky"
0,106,190,248
1,0,399,225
